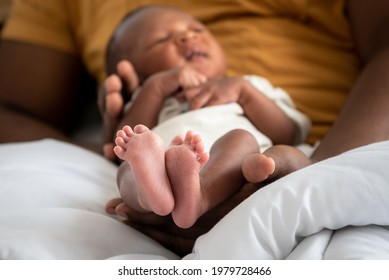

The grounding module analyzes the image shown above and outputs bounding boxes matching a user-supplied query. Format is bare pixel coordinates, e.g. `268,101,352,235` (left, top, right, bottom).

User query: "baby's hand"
177,65,207,89
143,65,207,99
184,76,246,110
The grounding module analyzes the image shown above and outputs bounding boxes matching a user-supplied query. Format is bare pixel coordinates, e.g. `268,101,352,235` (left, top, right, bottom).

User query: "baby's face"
115,6,227,82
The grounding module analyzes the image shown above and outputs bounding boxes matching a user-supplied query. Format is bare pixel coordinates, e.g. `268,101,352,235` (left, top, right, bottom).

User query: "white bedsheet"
1,139,389,259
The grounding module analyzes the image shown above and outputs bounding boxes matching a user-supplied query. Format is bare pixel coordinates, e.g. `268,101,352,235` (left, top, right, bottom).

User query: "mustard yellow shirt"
1,0,359,143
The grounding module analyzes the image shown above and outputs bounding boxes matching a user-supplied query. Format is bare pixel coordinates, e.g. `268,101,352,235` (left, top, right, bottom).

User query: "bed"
1,131,389,259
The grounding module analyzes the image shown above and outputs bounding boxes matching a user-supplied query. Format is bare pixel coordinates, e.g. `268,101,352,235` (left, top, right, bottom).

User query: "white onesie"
134,75,311,152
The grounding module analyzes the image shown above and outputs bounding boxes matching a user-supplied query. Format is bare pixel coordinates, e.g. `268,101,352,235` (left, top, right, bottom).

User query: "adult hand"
107,182,262,256
98,60,139,161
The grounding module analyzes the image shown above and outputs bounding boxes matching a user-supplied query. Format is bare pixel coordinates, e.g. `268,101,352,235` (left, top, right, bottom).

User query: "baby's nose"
174,30,197,44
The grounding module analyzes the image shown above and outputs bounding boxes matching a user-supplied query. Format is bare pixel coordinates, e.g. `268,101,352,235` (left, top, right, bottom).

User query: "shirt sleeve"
1,0,77,54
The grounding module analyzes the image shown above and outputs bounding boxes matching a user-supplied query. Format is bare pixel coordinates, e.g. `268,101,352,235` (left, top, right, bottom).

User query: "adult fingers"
117,60,139,103
99,75,124,161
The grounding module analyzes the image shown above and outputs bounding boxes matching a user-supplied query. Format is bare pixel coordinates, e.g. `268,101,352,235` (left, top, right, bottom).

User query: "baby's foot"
114,125,174,216
242,153,275,183
166,131,209,228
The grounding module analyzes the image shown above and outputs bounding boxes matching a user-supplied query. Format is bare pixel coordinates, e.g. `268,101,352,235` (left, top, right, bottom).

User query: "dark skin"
1,0,389,256
108,144,309,256
103,0,389,255
310,0,389,161
108,169,262,257
0,42,79,140
0,42,99,152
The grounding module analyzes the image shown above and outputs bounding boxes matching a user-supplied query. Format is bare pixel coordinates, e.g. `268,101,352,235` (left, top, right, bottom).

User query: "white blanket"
186,140,389,259
0,140,178,260
1,139,389,259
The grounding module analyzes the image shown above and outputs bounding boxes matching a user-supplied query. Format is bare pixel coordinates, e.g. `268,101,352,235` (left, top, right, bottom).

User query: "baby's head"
106,5,227,84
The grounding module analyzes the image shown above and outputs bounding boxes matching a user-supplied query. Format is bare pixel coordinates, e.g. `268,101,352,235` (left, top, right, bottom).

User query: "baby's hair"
105,5,151,76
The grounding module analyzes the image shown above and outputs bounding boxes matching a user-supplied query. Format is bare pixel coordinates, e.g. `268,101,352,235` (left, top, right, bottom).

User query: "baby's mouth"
186,50,208,61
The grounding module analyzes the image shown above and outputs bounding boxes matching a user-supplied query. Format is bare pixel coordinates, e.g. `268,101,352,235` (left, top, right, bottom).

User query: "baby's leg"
167,129,260,228
114,125,174,216
165,131,209,228
242,145,312,183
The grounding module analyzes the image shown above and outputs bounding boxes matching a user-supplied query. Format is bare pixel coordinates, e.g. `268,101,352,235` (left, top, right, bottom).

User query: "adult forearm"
0,105,100,153
311,47,389,162
0,105,68,141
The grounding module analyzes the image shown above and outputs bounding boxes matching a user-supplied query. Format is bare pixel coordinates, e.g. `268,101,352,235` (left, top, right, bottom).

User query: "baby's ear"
117,60,139,102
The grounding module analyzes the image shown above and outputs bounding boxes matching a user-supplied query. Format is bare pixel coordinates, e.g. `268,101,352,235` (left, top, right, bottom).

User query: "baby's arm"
184,76,296,145
121,66,207,129
237,79,296,145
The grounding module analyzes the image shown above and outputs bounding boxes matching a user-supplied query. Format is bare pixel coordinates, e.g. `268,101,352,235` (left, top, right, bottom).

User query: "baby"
104,5,311,228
